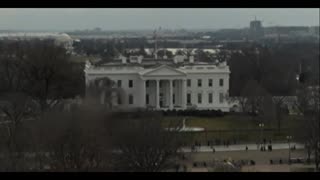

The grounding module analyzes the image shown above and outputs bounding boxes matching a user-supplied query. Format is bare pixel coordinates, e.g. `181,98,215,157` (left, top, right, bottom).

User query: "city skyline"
0,8,319,31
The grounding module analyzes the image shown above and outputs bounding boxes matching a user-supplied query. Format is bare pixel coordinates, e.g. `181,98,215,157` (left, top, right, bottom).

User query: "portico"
139,65,187,110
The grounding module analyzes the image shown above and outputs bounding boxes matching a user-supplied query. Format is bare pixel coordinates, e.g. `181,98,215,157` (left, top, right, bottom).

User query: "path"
180,142,304,152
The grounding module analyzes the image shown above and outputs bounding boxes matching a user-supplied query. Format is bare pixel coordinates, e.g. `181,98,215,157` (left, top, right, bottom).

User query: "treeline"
0,41,183,172
229,42,319,96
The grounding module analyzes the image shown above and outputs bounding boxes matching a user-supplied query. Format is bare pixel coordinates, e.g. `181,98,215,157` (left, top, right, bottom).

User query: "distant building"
84,55,231,111
249,18,264,41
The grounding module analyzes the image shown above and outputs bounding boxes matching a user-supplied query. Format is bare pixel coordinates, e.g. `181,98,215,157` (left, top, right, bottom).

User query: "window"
117,96,122,105
129,80,133,88
173,94,175,104
129,94,134,104
159,81,162,88
198,93,202,104
198,79,202,87
117,80,122,88
146,80,149,88
173,81,175,87
187,79,191,87
219,79,224,87
219,93,224,103
208,93,213,104
187,93,191,104
208,79,213,87
146,94,149,105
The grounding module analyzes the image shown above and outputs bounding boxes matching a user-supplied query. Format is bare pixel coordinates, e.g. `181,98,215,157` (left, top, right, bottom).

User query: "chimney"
121,56,127,64
189,56,194,63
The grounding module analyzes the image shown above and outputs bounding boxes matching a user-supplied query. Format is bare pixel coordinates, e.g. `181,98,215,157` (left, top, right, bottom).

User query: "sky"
0,8,319,31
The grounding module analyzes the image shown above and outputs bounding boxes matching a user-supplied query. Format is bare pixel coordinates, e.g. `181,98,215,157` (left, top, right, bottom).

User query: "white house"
84,55,231,112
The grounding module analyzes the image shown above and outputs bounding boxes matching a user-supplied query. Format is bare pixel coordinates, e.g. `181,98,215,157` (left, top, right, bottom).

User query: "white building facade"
84,56,231,112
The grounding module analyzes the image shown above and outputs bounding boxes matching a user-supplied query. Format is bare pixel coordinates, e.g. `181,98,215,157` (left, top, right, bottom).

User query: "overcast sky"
0,8,319,31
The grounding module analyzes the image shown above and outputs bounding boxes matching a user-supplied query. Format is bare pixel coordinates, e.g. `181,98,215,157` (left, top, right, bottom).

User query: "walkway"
180,142,304,153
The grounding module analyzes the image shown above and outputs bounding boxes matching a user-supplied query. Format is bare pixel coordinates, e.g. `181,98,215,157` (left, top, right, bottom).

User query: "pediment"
140,65,186,77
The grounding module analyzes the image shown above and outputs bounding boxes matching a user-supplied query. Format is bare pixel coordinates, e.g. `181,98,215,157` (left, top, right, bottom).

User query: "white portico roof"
139,65,187,77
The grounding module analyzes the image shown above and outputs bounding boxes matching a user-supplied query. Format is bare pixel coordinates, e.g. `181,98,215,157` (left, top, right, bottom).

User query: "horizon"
0,8,319,32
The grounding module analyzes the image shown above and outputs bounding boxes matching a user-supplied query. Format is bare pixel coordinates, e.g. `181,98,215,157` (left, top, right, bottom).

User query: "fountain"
165,118,205,132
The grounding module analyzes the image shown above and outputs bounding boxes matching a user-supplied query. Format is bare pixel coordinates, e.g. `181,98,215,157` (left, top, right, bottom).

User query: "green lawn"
162,115,304,144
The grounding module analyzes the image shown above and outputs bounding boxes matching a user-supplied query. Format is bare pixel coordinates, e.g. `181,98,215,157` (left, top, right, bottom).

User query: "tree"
240,79,268,117
23,103,114,172
295,84,320,171
86,77,125,109
18,40,78,112
272,96,288,131
111,111,183,172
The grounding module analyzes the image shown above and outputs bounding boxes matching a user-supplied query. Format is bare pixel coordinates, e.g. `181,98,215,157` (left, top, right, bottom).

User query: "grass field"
163,115,304,144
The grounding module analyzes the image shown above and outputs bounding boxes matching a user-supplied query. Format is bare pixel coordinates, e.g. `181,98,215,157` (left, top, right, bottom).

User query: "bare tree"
86,77,125,109
111,111,183,172
240,79,268,118
32,104,114,172
272,96,288,131
295,84,320,171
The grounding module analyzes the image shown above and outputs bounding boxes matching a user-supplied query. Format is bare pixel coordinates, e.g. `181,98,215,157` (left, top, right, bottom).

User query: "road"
180,142,304,153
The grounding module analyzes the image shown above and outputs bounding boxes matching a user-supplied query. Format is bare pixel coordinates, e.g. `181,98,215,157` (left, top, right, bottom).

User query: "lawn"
162,115,304,144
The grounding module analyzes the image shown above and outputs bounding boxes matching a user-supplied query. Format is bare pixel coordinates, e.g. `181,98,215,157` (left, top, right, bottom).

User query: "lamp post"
287,135,292,165
259,123,264,146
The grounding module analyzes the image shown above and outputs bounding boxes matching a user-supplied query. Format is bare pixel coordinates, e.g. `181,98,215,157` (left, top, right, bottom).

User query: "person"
212,148,216,153
246,146,248,151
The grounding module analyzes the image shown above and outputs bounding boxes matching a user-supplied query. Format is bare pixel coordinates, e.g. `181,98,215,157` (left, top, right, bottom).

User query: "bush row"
162,109,225,117
110,109,226,119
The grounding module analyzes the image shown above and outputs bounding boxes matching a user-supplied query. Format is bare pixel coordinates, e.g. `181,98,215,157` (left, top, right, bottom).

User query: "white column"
141,80,146,107
156,79,160,109
182,79,187,109
169,80,173,109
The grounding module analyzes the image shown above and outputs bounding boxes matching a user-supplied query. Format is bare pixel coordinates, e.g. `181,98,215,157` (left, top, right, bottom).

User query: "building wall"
185,73,229,110
85,65,230,111
85,73,145,108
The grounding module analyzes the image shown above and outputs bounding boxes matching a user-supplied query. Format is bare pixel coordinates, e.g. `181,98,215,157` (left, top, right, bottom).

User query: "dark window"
129,95,134,104
173,81,175,87
198,93,202,104
129,80,133,88
160,81,162,88
146,94,149,105
208,79,213,87
117,80,122,88
219,79,224,87
208,93,213,103
198,79,202,87
117,95,122,105
146,80,149,88
187,93,191,104
187,79,191,87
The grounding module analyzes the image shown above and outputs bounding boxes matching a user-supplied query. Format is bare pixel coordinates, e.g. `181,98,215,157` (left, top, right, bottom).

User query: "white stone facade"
84,56,231,112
